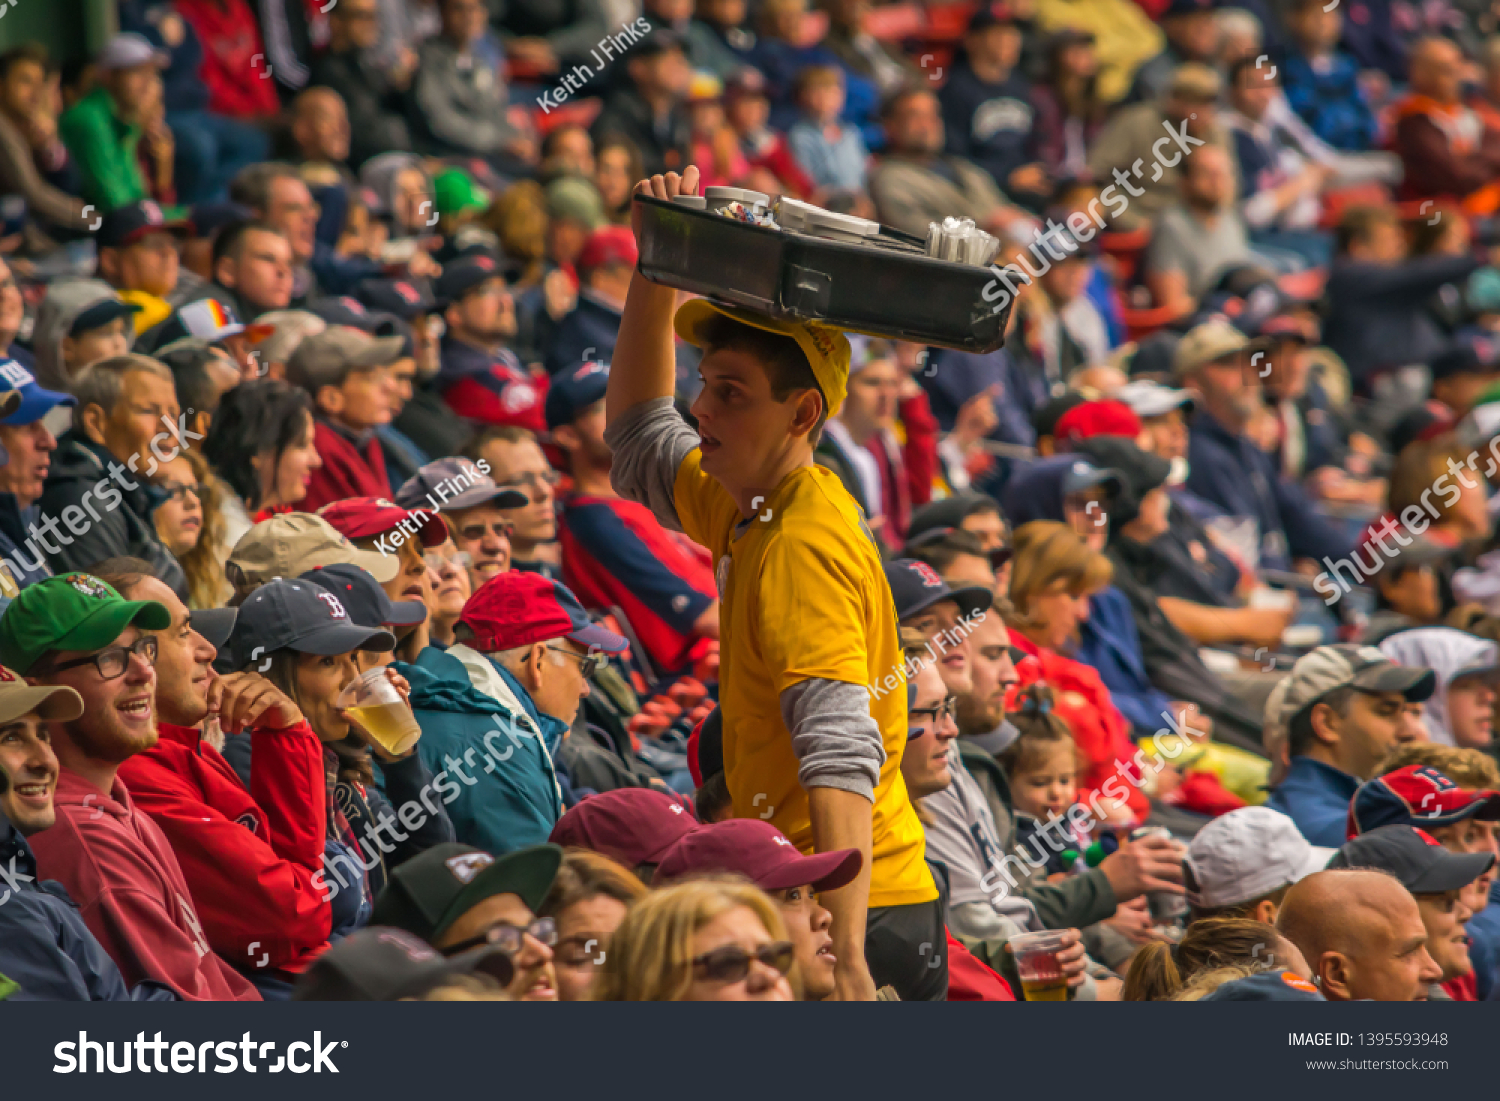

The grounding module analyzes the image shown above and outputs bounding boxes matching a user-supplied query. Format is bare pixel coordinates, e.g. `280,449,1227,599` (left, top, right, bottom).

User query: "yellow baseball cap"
674,298,850,419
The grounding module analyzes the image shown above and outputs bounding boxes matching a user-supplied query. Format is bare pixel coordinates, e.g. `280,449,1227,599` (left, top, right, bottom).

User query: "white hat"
96,34,169,72
1117,379,1194,419
1183,806,1334,910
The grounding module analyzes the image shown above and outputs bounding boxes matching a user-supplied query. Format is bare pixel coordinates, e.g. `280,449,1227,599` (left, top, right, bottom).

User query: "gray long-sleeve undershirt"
604,397,886,798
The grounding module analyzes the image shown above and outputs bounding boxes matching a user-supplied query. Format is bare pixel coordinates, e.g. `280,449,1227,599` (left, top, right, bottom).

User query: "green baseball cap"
432,168,491,218
0,573,172,675
371,842,563,945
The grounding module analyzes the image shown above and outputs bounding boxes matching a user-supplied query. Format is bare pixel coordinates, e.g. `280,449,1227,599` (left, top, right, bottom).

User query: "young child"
998,684,1091,879
687,74,750,190
725,68,815,199
1280,0,1377,152
787,66,869,194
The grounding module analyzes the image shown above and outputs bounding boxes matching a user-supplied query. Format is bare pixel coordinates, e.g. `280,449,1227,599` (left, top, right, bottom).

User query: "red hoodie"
27,769,260,1001
304,417,389,512
116,720,331,975
175,0,281,120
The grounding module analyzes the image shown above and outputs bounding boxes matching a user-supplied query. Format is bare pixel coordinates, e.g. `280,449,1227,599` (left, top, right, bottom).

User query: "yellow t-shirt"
674,450,936,909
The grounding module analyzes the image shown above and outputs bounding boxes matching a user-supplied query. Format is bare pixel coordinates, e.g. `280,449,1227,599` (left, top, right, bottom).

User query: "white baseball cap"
1183,806,1334,910
1117,379,1194,419
96,33,169,72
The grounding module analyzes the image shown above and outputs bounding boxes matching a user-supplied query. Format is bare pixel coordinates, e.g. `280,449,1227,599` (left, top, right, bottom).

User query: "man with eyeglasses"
396,457,528,591
373,842,564,1001
467,424,564,580
549,361,719,679
404,569,627,855
0,573,260,1000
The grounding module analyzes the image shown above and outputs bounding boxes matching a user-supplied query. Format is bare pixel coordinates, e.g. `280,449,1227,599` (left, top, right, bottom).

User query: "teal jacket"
395,646,565,856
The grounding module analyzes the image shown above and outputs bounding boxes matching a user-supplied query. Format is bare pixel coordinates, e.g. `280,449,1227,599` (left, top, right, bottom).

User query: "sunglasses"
43,635,159,680
908,695,957,738
440,916,558,958
545,644,604,678
691,941,795,984
424,549,473,573
499,470,561,495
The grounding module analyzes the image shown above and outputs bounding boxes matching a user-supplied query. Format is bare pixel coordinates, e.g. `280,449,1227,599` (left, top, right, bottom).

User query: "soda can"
1130,825,1188,924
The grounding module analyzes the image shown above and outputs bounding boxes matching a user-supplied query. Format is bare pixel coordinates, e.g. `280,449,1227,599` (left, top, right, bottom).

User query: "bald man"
1394,36,1500,209
292,89,352,168
1277,869,1443,1000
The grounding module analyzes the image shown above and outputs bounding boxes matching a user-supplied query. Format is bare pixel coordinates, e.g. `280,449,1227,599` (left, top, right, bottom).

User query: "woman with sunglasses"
223,578,403,933
592,877,798,1001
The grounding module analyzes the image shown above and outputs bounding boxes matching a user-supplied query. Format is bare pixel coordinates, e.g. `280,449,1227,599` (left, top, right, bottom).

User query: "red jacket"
1007,631,1150,822
945,931,1016,1000
175,0,281,120
898,391,938,508
304,417,390,512
27,769,261,1001
116,720,331,975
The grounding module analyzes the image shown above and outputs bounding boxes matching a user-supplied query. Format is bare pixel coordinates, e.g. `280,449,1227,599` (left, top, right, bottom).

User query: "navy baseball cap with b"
0,358,66,425
356,277,440,320
456,571,626,654
225,578,396,672
1347,764,1500,838
435,255,504,306
1200,969,1325,1002
545,360,610,429
883,558,992,622
302,563,427,629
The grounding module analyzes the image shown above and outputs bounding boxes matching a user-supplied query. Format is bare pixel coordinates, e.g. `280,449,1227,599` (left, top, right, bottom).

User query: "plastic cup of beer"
1010,930,1070,1001
336,668,421,756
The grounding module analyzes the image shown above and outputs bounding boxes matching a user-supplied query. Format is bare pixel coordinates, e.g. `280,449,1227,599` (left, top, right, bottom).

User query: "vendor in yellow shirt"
604,165,941,1001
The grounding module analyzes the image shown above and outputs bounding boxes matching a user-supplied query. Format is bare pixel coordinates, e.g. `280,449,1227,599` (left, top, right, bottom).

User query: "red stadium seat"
864,2,924,40
535,97,602,135
1123,304,1187,342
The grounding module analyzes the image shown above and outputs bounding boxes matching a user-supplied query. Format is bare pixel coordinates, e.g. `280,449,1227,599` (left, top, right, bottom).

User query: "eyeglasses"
691,941,795,984
546,644,604,678
908,695,957,738
499,470,561,495
424,549,473,573
457,519,515,543
159,481,200,503
43,635,158,679
440,916,558,958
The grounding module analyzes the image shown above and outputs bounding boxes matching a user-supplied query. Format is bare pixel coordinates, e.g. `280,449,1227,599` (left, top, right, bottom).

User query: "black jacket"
590,86,692,178
308,50,414,169
36,430,187,598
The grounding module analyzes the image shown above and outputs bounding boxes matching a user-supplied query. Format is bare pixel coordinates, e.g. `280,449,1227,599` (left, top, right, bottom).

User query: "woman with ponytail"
1121,916,1311,1000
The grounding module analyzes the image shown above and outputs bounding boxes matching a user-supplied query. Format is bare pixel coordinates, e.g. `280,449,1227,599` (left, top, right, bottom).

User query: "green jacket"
59,86,146,213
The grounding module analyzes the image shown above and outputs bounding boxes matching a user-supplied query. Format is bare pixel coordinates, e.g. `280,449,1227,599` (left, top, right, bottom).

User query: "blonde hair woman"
1007,520,1146,823
591,877,799,1001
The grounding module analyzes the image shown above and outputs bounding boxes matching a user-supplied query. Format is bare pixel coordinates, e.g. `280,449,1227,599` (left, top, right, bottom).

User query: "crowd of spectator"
4,0,1500,1005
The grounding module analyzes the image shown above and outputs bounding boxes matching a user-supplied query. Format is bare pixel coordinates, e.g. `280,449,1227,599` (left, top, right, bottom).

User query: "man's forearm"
807,785,874,976
606,270,679,424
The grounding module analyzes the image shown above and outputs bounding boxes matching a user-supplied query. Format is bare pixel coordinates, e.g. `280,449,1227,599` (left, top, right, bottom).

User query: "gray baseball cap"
395,457,527,513
1263,644,1436,757
286,327,403,392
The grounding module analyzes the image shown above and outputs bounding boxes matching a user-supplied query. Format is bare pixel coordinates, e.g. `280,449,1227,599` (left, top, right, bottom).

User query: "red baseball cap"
456,570,627,654
1347,763,1500,838
577,226,639,274
1053,399,1142,443
318,497,448,548
549,788,696,865
656,819,862,893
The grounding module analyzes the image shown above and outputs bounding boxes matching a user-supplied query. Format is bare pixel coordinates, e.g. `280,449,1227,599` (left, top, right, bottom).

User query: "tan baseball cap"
1262,644,1437,757
0,665,83,723
1172,318,1251,377
252,310,327,366
1169,62,1221,101
285,327,403,392
226,512,399,588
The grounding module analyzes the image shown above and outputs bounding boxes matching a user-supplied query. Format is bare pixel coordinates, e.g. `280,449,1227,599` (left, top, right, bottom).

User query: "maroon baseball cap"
657,819,862,892
318,497,448,549
456,570,626,654
549,788,696,865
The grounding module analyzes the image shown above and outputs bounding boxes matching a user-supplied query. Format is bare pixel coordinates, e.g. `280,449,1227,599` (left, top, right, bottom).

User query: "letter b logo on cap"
317,591,347,620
